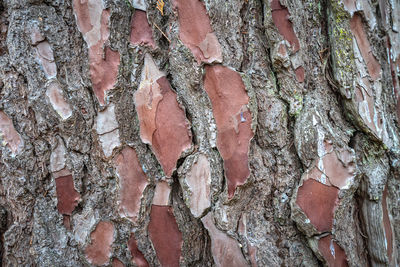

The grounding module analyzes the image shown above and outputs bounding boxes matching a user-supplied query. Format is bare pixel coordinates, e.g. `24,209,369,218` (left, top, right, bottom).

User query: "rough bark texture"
0,0,399,266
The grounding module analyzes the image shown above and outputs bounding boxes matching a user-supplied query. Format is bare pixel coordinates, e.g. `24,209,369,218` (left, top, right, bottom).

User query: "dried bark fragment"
0,111,23,155
296,179,339,232
85,221,114,266
46,81,72,120
270,0,300,53
350,14,381,81
184,154,211,217
114,147,148,223
73,0,120,105
128,233,149,267
134,54,191,177
173,0,222,63
201,213,249,267
203,65,253,198
318,235,348,267
55,175,80,215
148,205,182,267
130,10,155,48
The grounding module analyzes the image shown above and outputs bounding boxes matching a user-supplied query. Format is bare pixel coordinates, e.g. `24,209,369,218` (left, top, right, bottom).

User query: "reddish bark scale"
382,185,393,261
318,235,348,267
0,111,23,155
203,65,253,198
72,0,92,34
130,10,156,48
128,233,149,267
55,175,80,215
85,221,114,266
114,147,148,222
271,0,300,53
148,205,182,267
296,179,339,232
152,76,192,176
295,66,305,83
112,258,125,267
89,45,120,105
135,56,192,177
72,1,120,105
350,14,381,81
173,0,222,63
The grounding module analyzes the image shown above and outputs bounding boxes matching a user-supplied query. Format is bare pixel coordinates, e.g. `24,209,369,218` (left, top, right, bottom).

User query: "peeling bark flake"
114,147,148,223
318,235,348,267
55,175,80,215
173,0,222,63
270,0,300,53
130,10,156,48
85,221,114,266
296,179,339,232
148,205,182,267
73,0,120,105
135,54,192,177
202,213,249,267
128,233,149,267
0,111,23,155
203,65,253,198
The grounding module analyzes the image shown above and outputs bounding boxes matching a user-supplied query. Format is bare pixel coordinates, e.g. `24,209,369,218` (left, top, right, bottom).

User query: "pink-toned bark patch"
152,181,171,206
89,44,120,105
271,0,300,53
46,81,72,120
320,150,355,189
112,258,125,267
184,154,211,217
135,54,192,177
0,111,23,155
203,65,253,198
202,213,249,267
296,179,339,232
114,147,148,222
130,10,156,48
355,77,385,138
295,66,305,83
318,235,348,267
173,0,222,63
73,0,120,105
382,185,393,261
148,205,182,267
85,221,114,266
350,14,381,81
343,0,357,14
35,41,57,78
55,175,80,215
128,233,149,267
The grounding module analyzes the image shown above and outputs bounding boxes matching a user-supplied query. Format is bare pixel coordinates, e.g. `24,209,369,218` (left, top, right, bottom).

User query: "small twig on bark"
153,22,171,43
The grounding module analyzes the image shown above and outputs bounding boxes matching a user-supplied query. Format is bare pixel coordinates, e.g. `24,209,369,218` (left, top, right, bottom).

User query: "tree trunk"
0,0,399,266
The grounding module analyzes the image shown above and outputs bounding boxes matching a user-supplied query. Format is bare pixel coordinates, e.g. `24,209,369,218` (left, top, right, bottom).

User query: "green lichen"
328,0,355,92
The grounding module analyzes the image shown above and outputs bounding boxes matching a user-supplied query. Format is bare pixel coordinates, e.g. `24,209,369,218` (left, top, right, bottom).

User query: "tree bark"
0,0,399,266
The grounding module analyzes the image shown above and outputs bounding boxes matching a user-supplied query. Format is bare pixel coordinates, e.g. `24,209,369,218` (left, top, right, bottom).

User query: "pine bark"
0,0,399,266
